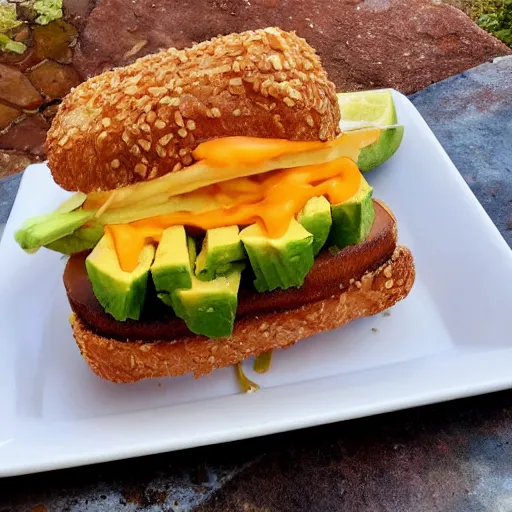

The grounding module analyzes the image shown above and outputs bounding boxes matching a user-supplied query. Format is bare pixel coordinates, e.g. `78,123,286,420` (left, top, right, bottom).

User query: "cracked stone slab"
409,55,512,247
74,0,511,94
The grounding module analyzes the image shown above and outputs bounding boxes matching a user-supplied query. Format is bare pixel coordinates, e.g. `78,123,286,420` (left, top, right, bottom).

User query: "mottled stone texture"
410,56,512,247
74,0,510,95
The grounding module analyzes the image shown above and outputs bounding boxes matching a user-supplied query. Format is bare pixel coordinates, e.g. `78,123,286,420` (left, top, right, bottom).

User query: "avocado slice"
195,226,246,281
45,224,104,255
239,219,314,292
15,210,95,252
297,196,332,256
86,232,155,321
328,175,375,250
171,262,245,338
358,126,404,173
151,226,195,305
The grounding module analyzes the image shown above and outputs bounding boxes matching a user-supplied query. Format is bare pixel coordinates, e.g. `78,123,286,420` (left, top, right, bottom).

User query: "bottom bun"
72,246,415,384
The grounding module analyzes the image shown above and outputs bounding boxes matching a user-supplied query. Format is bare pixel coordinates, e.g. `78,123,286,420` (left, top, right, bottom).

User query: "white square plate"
1,90,511,477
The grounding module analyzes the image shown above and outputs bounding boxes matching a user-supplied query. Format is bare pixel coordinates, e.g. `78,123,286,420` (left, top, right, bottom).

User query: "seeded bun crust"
47,27,340,193
71,246,415,384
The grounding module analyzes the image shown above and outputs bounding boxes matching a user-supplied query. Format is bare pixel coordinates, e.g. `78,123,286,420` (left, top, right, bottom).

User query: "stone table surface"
0,57,511,512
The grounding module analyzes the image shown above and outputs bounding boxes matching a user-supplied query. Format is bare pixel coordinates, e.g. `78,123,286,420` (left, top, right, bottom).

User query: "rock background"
0,0,510,177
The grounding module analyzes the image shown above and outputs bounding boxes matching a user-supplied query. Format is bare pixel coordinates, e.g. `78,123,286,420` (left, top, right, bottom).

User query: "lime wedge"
337,90,404,172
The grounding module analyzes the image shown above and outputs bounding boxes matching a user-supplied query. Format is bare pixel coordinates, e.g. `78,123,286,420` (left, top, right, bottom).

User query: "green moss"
477,0,512,46
0,34,27,54
34,0,63,25
0,4,22,33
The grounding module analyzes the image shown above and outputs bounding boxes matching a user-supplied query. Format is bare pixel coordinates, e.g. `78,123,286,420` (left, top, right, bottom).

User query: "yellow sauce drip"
254,351,273,374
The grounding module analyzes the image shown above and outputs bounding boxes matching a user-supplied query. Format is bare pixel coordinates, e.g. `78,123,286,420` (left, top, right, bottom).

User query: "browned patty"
64,200,396,342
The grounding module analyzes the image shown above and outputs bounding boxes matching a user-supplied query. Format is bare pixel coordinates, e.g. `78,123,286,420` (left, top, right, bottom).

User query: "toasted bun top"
47,27,340,193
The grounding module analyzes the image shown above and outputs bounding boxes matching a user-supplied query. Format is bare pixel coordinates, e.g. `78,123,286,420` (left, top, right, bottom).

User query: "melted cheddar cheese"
108,157,361,272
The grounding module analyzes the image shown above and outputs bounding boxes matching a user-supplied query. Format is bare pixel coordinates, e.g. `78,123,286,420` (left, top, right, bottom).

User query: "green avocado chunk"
297,196,332,256
151,226,194,305
86,233,155,321
14,210,95,252
153,227,244,338
239,219,314,292
195,226,246,281
328,175,375,250
171,262,245,338
45,224,104,255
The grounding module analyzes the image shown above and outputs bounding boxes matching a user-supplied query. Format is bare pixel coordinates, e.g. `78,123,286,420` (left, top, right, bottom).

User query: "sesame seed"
130,145,141,156
186,119,196,131
144,103,152,113
306,115,315,127
268,54,283,70
110,159,120,169
141,123,151,133
156,145,166,158
383,266,393,278
178,128,188,138
101,117,111,128
174,111,184,127
355,281,362,289
211,107,221,118
122,131,131,144
175,86,183,95
159,133,173,146
289,88,302,101
172,162,182,172
146,111,156,123
155,120,166,129
159,97,173,104
138,139,151,151
58,135,69,146
125,85,138,95
385,279,394,289
233,109,241,117
97,131,108,144
232,61,241,72
283,97,295,107
229,77,243,86
179,148,188,157
148,86,167,97
134,163,147,177
149,166,158,179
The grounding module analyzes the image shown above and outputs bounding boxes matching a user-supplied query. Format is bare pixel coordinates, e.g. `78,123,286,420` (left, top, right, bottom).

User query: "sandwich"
14,27,415,384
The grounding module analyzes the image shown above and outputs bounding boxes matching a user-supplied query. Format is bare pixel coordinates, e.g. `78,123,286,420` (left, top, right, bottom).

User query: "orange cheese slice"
87,129,380,213
193,136,327,166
